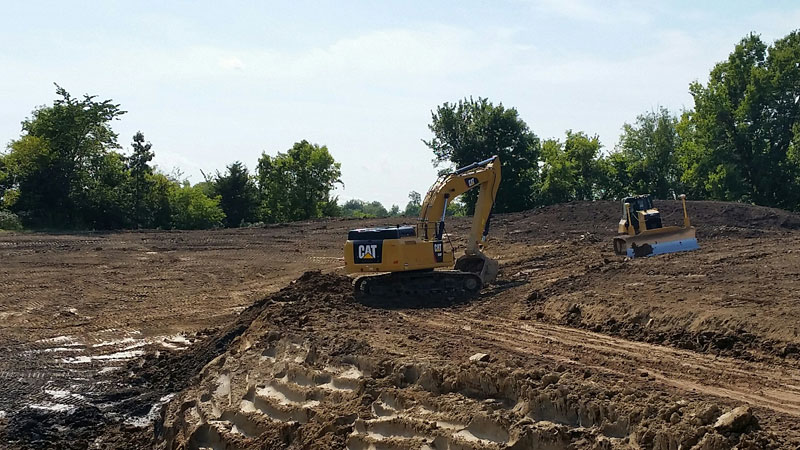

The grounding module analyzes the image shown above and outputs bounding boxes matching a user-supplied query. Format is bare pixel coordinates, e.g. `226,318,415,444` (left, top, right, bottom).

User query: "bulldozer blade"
455,253,499,284
613,227,699,258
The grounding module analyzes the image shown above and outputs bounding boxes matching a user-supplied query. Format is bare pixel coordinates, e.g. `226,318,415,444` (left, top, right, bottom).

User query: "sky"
2,1,800,208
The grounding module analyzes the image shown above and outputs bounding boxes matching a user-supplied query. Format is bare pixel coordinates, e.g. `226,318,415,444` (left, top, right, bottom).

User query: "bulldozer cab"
621,195,655,233
623,195,653,214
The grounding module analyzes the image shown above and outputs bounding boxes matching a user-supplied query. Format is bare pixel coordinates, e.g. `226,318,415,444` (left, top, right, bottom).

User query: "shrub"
0,210,23,231
169,184,225,230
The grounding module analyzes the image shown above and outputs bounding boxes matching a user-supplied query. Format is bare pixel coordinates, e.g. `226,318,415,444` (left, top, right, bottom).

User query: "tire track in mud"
407,312,800,417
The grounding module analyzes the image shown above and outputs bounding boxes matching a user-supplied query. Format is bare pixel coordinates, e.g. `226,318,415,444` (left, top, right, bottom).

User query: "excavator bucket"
455,253,499,284
613,226,699,258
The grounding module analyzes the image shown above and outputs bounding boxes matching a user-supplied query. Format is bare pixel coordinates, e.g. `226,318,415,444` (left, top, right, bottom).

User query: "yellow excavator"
613,194,699,258
344,156,501,297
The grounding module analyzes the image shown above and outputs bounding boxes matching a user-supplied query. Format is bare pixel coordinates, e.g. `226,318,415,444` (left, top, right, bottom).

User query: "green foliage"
341,199,390,218
149,173,174,228
7,29,800,232
77,151,132,229
424,97,540,214
0,154,9,203
0,209,22,231
169,183,225,229
538,131,606,205
611,107,682,199
445,198,467,217
680,32,800,209
4,84,126,228
128,131,154,228
213,161,258,227
404,191,422,216
256,140,342,223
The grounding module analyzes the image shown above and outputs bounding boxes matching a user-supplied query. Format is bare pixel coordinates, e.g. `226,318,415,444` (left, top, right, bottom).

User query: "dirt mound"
491,200,800,242
156,272,783,449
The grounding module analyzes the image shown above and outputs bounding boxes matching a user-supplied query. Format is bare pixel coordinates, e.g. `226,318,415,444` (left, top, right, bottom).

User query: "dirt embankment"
156,271,792,449
477,200,800,362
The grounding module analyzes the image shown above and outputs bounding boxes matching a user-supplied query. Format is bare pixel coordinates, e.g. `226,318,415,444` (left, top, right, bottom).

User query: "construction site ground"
1,200,800,449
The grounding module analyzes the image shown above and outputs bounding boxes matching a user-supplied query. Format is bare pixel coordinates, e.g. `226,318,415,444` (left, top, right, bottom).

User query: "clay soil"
1,200,800,449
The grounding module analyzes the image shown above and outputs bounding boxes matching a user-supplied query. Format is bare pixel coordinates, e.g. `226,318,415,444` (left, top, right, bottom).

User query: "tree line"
426,31,800,214
1,31,798,230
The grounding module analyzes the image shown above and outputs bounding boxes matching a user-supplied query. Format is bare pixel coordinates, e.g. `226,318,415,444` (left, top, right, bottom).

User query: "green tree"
128,132,154,228
3,84,126,227
680,32,800,209
341,199,389,218
149,173,174,229
78,151,131,229
0,155,9,205
404,190,422,216
214,161,258,227
538,131,605,205
597,151,631,200
169,183,225,229
424,97,540,214
612,107,683,198
256,140,342,223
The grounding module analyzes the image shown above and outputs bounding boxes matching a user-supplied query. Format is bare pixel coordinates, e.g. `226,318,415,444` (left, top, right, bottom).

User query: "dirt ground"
1,200,800,449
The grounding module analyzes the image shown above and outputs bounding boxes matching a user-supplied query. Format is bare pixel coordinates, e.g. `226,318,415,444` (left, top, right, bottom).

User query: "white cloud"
532,0,651,25
218,56,244,70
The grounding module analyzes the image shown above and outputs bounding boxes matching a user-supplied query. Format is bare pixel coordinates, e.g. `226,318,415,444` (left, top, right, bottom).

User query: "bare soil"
1,200,799,449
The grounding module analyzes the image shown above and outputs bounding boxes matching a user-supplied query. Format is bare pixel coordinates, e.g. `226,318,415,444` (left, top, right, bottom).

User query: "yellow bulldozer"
344,156,501,297
613,194,699,258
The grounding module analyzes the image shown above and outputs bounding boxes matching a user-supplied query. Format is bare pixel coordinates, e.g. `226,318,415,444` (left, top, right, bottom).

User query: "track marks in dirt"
409,311,800,418
172,334,531,450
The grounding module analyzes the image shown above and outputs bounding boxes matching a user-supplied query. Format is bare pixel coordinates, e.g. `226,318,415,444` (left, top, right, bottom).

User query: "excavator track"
353,270,482,299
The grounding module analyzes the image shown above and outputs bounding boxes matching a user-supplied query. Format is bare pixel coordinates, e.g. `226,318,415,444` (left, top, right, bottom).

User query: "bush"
169,184,226,229
0,210,23,230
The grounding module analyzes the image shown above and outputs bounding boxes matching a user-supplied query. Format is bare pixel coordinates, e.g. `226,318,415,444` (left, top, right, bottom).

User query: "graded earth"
1,200,800,449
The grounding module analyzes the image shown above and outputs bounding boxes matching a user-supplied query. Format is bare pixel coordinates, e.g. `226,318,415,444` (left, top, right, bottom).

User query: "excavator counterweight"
343,156,501,298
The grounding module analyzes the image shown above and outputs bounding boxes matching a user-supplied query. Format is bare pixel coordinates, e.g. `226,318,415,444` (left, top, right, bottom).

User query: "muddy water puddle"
3,328,198,429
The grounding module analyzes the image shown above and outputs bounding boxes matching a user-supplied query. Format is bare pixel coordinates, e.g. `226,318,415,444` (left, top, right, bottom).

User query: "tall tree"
680,32,800,209
256,140,342,223
214,161,258,227
128,132,154,228
404,190,422,216
3,84,125,227
424,97,540,214
613,107,683,198
538,131,605,205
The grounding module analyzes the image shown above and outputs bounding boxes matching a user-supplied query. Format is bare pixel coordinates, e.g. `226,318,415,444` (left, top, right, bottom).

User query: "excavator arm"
418,156,502,282
418,156,501,249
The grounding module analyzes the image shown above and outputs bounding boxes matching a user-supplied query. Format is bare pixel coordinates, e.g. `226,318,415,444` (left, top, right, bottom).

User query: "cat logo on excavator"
358,244,377,259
